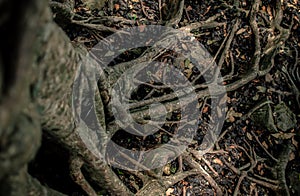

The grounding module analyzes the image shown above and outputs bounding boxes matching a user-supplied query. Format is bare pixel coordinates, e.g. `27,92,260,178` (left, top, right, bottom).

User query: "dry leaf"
257,164,263,171
262,141,269,149
114,4,120,10
82,0,106,10
202,106,209,113
265,73,273,82
186,5,193,11
271,132,295,139
228,115,235,122
236,28,246,35
274,102,296,132
260,169,264,175
226,107,243,122
212,158,223,166
246,132,253,140
267,5,273,19
289,152,295,161
163,164,171,175
182,43,188,51
250,182,256,193
292,136,298,147
166,188,175,196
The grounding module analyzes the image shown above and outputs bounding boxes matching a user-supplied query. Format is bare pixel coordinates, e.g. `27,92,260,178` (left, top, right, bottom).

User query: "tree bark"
0,0,61,194
0,0,130,195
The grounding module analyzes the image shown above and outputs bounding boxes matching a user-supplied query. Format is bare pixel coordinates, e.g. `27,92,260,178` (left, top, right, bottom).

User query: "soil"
29,0,300,195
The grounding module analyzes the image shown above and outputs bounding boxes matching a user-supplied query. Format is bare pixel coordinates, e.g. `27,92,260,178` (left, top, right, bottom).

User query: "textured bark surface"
0,0,57,194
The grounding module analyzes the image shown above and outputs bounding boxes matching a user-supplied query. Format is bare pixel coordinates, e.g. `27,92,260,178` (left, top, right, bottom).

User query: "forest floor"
29,0,300,195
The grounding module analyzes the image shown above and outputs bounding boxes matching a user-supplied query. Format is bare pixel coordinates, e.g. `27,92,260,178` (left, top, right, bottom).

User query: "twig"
253,173,279,184
201,157,219,177
183,154,223,195
139,0,152,20
233,171,247,196
217,19,240,70
158,0,162,21
180,13,224,33
246,176,278,190
222,51,236,80
184,5,191,22
72,20,117,32
178,155,183,172
251,130,278,162
249,0,262,71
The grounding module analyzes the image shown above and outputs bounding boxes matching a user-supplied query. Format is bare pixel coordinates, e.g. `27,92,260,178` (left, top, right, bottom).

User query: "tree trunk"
0,0,130,195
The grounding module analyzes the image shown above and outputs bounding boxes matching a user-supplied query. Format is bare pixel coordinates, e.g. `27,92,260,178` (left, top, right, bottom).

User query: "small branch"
201,157,219,177
233,171,247,196
183,154,223,195
249,0,262,71
246,176,278,190
180,13,224,33
139,0,152,20
217,19,240,70
251,130,279,162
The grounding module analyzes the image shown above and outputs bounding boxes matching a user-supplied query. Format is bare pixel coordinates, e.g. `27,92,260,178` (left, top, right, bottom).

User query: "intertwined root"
36,0,300,195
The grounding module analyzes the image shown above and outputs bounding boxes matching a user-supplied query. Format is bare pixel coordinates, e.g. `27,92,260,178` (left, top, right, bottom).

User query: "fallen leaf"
256,86,266,93
186,5,193,11
182,43,188,51
166,188,175,196
292,136,298,147
262,141,269,149
212,158,223,166
257,163,263,171
250,182,257,189
265,73,273,82
274,102,297,132
252,94,260,101
202,106,209,113
236,28,246,35
228,115,235,122
246,132,253,140
114,4,120,10
271,132,295,139
289,152,295,161
226,107,243,122
267,5,273,19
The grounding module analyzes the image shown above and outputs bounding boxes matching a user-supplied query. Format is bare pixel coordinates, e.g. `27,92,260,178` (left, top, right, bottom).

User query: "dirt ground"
29,0,300,195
